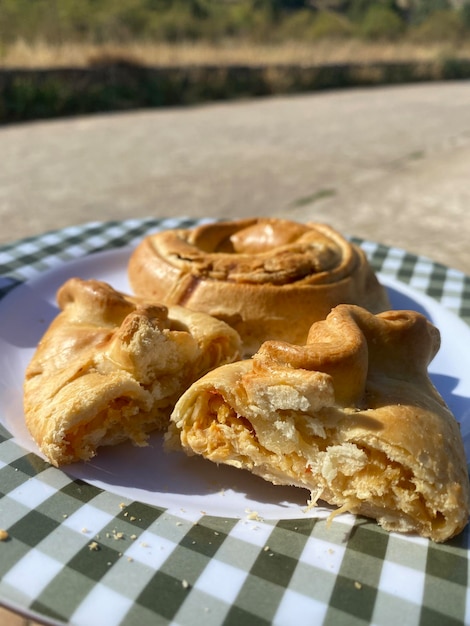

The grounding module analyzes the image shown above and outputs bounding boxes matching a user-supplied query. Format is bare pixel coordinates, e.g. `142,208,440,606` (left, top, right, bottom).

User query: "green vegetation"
1,0,470,46
2,1,470,123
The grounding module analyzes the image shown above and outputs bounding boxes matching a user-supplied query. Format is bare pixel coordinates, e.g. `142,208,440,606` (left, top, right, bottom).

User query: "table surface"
1,81,470,626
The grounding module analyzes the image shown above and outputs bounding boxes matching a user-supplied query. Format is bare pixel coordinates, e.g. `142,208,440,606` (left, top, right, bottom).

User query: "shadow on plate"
64,370,470,515
0,282,59,347
66,432,310,510
0,277,23,301
387,285,433,321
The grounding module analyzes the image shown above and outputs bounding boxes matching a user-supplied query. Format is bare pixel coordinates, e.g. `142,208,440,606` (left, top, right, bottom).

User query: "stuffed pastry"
24,277,241,466
167,304,470,542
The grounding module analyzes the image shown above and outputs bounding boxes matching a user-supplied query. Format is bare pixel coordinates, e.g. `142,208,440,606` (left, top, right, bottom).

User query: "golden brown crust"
24,278,241,466
128,218,390,356
167,304,470,542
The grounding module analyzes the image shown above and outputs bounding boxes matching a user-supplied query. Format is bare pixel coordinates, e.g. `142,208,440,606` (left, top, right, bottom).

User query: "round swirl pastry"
128,218,390,355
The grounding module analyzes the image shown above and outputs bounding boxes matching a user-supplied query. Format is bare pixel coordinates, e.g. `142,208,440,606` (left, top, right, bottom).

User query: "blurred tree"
459,0,470,29
409,7,464,40
0,0,468,46
309,1,349,9
278,8,316,38
310,10,353,38
358,4,405,39
405,0,452,24
277,0,311,8
346,0,402,22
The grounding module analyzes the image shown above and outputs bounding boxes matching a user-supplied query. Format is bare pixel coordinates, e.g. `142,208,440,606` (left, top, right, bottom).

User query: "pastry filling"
179,389,444,534
61,395,168,462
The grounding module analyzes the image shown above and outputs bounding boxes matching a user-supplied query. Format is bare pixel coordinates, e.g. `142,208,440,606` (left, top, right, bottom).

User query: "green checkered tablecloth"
0,217,469,626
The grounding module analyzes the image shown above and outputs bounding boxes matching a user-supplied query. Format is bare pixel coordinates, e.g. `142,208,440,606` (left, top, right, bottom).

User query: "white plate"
1,246,470,521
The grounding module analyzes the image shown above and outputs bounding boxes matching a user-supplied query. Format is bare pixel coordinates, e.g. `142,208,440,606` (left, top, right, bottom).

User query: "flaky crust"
167,304,470,542
24,278,241,466
128,218,390,355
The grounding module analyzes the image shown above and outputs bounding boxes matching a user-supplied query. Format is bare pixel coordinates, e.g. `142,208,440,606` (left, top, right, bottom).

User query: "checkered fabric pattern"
0,218,469,626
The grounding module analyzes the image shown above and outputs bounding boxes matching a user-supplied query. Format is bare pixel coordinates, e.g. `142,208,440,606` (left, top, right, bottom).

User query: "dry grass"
1,38,469,69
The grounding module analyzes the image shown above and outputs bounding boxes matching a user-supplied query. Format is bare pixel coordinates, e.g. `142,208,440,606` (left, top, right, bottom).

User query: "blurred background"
1,0,470,272
2,0,470,119
0,0,470,271
2,0,470,69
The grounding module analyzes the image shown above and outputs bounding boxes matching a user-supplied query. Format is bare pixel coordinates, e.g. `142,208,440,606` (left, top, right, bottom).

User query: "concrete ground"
2,80,470,274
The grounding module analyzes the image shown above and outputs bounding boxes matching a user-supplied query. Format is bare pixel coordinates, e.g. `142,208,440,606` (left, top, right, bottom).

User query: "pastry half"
128,218,390,356
24,278,241,466
167,304,470,542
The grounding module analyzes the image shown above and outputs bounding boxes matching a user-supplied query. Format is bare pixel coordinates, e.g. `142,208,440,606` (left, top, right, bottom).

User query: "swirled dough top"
146,219,358,285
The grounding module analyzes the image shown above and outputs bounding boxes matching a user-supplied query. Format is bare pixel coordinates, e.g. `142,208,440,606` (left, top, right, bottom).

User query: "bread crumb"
263,545,270,552
354,581,362,590
130,516,136,522
245,509,263,522
0,529,9,541
130,534,137,540
88,541,99,551
182,579,189,589
119,503,126,509
81,528,89,534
